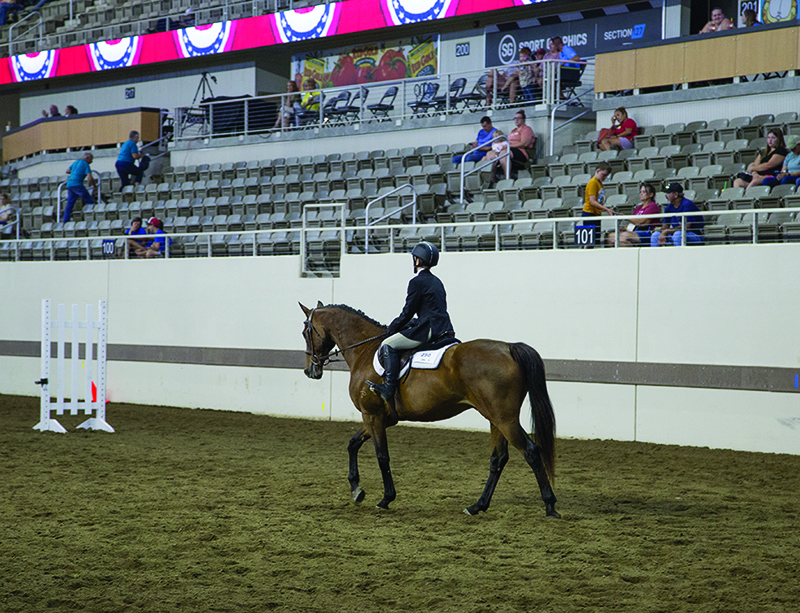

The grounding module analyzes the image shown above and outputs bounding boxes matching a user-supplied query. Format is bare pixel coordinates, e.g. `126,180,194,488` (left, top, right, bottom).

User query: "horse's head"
300,301,336,380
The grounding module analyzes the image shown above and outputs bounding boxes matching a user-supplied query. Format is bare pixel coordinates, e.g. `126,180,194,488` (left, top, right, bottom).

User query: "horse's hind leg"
348,428,371,503
504,423,560,519
465,425,509,516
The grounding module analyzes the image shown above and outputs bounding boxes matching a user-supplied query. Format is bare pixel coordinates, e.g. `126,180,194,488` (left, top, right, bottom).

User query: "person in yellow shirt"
580,162,616,245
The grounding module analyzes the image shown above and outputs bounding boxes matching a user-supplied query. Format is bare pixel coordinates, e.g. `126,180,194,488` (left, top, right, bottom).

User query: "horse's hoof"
546,509,562,519
464,505,481,516
352,487,366,504
376,499,391,510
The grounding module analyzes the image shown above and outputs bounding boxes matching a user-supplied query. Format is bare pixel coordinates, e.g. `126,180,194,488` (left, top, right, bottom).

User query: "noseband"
303,307,387,369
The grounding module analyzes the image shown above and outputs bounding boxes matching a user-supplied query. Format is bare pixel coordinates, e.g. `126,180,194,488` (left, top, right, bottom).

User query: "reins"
304,307,386,367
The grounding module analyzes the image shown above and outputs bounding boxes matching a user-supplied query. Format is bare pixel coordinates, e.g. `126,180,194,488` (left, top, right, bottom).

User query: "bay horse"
300,301,559,518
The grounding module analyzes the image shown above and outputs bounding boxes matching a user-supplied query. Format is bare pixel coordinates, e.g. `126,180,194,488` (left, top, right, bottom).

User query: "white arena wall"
1,244,798,455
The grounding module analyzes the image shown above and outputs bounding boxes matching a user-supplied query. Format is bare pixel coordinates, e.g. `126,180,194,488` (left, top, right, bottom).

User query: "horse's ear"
299,302,311,316
316,300,324,308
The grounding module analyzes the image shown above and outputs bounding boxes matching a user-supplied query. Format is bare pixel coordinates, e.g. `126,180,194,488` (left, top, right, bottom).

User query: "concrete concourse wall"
0,244,798,454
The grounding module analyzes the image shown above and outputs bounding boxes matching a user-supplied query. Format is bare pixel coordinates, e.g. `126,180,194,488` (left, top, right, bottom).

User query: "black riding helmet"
411,241,439,267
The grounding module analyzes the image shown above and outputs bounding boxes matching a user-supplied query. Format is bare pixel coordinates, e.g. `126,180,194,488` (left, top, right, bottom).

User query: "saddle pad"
373,342,459,376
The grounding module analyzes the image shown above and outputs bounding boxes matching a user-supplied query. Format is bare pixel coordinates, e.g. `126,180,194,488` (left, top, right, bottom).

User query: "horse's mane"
326,304,387,330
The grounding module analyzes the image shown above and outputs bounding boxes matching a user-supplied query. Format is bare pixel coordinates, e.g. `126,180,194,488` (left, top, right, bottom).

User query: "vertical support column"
70,303,79,415
83,303,94,413
34,299,66,433
78,300,112,432
56,303,66,416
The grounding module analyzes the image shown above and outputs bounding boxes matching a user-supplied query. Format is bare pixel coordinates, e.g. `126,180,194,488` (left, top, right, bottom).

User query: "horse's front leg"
369,416,396,510
347,427,371,504
465,424,509,515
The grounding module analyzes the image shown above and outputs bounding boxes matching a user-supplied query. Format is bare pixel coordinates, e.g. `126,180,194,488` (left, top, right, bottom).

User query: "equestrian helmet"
411,241,439,267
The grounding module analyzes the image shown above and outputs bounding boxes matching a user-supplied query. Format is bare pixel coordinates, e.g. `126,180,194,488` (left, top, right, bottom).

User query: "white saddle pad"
373,342,459,377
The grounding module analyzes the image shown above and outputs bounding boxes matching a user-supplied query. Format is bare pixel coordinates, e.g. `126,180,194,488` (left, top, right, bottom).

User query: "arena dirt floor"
1,394,799,613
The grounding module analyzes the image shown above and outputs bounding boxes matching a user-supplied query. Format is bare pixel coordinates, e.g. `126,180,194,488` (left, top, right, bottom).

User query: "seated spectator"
607,182,660,247
274,80,299,129
651,183,704,246
598,107,638,151
452,116,502,165
293,78,320,126
483,110,535,181
529,47,547,89
546,36,581,67
485,47,534,106
763,134,800,187
125,217,147,257
581,162,616,235
134,217,171,258
733,128,788,188
171,8,194,29
0,0,23,26
42,104,61,118
742,9,761,27
64,105,78,116
116,130,145,191
700,7,735,33
0,193,14,237
64,153,95,223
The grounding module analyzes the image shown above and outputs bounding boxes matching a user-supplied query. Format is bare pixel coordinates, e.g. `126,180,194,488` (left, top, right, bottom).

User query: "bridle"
303,307,386,369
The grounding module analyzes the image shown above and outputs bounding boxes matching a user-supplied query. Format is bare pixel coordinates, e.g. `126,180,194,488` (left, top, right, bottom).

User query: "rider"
370,241,456,403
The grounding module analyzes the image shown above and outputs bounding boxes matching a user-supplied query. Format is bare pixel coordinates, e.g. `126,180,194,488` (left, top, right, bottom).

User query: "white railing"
457,134,511,204
1,206,797,263
173,60,594,142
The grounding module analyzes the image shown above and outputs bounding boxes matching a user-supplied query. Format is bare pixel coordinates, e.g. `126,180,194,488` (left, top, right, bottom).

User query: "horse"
300,301,559,518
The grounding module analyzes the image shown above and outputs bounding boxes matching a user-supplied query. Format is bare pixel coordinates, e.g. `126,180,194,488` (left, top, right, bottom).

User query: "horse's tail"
509,342,556,483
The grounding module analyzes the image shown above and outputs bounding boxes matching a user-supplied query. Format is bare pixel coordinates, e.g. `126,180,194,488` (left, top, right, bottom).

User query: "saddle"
373,337,459,378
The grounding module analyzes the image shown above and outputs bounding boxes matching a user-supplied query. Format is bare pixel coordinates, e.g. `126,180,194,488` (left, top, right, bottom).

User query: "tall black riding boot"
371,345,399,403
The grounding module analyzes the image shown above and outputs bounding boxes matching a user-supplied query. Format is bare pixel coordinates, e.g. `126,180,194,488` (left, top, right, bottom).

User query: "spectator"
0,0,23,26
650,183,704,246
581,162,615,235
700,7,735,33
733,128,788,188
452,116,502,165
42,104,61,118
64,152,95,223
598,107,638,151
171,8,194,29
483,110,535,182
125,216,147,257
64,105,78,116
742,9,761,26
547,36,581,67
529,47,547,90
134,217,171,258
763,134,800,187
294,78,320,126
274,80,299,129
607,182,660,247
0,193,15,237
485,46,533,105
116,130,144,191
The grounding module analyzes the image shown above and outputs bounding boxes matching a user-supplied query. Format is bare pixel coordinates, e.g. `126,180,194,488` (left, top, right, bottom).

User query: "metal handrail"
1,205,795,263
9,10,43,56
364,184,417,252
458,134,511,204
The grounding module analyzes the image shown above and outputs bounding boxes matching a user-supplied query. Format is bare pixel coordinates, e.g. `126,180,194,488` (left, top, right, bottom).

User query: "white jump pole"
34,299,113,433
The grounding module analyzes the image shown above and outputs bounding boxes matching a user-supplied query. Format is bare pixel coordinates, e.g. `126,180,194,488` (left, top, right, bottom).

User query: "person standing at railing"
700,7,735,33
274,80,299,129
650,183,704,247
116,130,145,191
64,152,95,223
452,116,502,165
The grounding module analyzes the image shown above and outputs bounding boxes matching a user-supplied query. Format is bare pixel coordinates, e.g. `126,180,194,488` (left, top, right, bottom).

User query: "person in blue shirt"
650,183,704,246
134,217,172,258
64,152,95,223
452,116,503,165
116,130,144,191
125,216,147,257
